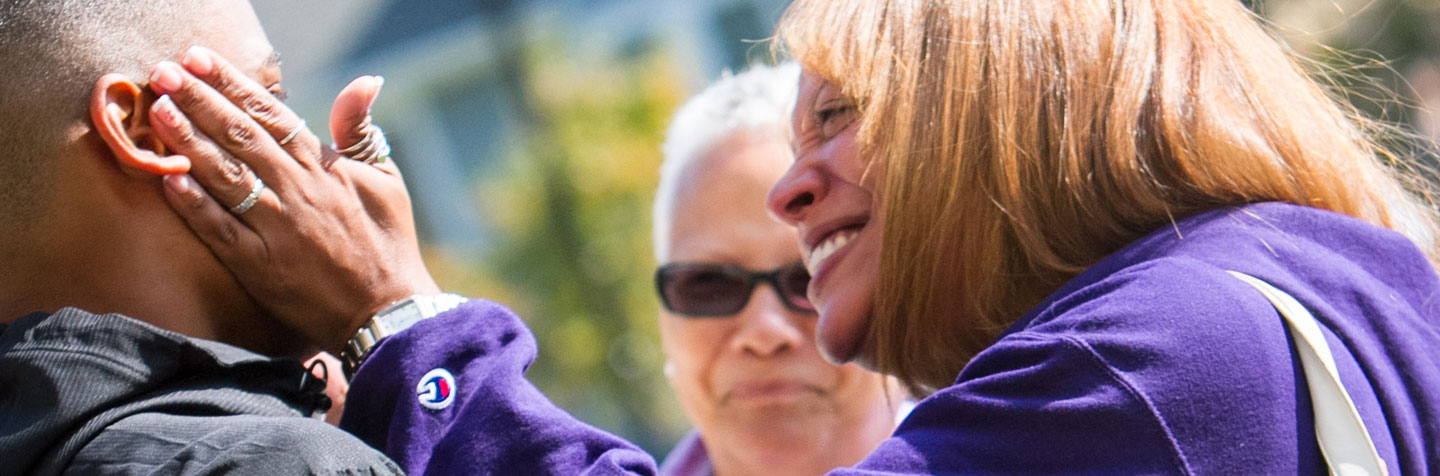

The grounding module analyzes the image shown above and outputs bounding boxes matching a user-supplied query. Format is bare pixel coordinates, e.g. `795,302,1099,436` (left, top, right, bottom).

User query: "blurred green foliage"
425,32,691,455
1253,0,1440,151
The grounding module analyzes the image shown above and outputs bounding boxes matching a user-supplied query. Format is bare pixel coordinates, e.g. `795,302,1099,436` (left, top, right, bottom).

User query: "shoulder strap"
1227,271,1388,476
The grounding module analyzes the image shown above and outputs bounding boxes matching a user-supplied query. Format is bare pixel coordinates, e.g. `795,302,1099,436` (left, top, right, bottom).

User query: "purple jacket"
342,203,1440,475
656,431,712,476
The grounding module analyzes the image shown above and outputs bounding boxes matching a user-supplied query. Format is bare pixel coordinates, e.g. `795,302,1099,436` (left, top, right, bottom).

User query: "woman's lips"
806,228,858,275
724,380,823,406
804,224,864,305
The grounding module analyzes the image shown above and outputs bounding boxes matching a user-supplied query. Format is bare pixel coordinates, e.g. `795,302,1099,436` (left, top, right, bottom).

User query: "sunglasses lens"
776,263,815,312
659,264,751,316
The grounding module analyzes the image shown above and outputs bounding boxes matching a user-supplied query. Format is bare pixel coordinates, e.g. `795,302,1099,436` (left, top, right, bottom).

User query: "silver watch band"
341,293,467,377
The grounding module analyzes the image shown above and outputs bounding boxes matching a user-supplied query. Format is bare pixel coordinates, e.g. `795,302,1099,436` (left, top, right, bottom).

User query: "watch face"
377,294,468,334
347,294,467,378
375,301,428,335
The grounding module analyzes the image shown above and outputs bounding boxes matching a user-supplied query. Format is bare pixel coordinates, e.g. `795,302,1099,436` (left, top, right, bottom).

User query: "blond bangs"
777,0,919,163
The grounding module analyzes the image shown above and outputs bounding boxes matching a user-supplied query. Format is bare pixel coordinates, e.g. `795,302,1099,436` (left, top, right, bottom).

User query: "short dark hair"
0,0,193,225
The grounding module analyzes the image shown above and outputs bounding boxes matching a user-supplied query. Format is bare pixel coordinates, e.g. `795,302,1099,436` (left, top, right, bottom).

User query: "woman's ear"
90,74,190,175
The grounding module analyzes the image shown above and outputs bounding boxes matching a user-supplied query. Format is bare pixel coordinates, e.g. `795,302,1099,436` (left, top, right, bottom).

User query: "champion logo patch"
416,368,456,410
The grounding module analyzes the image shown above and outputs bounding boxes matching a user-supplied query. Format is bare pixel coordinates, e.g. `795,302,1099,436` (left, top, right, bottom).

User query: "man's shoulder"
67,412,401,475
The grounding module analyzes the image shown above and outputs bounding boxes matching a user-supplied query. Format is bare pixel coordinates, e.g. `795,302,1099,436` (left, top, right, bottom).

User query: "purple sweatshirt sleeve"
339,299,658,476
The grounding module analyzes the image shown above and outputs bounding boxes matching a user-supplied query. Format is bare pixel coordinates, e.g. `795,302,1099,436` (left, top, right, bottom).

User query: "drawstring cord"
297,358,334,416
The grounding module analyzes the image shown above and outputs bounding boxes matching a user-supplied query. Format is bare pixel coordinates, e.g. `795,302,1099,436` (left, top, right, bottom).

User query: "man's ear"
90,74,190,175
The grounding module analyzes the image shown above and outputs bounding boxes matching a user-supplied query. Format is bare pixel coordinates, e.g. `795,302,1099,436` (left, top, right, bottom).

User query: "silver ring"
365,125,391,164
334,124,372,155
230,177,265,215
337,123,391,165
278,119,306,146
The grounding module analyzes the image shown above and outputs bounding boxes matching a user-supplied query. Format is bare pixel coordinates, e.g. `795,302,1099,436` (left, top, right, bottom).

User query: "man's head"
0,0,297,353
653,63,900,476
0,0,280,224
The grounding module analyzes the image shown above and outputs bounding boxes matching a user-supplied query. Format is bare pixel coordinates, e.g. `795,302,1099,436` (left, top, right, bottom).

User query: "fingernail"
182,46,214,76
368,76,385,109
164,174,196,195
150,62,183,94
153,95,180,127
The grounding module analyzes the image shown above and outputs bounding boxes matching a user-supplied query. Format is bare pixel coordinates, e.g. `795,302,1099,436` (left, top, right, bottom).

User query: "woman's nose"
730,288,806,358
767,161,822,226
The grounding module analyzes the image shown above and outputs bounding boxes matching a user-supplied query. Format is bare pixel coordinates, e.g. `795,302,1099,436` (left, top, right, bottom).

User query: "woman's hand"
146,46,441,354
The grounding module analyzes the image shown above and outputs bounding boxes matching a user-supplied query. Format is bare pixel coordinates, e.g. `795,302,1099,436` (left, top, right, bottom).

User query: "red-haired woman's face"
767,72,882,366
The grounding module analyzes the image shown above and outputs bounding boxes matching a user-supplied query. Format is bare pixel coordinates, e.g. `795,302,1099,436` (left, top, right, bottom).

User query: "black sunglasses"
655,261,816,317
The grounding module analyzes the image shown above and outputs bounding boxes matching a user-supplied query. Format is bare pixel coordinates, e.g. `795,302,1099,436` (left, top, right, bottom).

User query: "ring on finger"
230,177,266,215
337,123,391,165
278,119,307,147
364,125,391,164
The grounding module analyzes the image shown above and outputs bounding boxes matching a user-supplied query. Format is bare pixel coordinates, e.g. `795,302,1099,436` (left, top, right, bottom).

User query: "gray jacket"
0,308,403,475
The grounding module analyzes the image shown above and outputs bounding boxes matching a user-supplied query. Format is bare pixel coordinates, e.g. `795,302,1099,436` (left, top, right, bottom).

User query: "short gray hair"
652,62,801,261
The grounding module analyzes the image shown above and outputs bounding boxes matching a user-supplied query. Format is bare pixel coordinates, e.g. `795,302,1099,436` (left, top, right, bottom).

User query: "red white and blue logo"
416,368,456,410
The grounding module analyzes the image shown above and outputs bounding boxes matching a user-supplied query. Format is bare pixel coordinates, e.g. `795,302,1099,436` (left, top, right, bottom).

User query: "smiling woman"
761,0,1440,472
768,73,880,366
768,0,1440,395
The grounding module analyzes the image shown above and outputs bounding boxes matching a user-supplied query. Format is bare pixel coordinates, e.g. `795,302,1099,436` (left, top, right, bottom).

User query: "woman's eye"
817,104,856,138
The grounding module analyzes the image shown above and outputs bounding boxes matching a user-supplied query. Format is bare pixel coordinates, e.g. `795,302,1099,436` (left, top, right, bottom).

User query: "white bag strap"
1228,271,1388,476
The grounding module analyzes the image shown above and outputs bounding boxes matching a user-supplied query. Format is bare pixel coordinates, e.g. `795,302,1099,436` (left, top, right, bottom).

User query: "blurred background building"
250,0,1440,457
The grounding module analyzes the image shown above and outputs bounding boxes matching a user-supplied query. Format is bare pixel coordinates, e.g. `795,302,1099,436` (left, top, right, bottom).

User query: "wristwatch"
340,293,467,378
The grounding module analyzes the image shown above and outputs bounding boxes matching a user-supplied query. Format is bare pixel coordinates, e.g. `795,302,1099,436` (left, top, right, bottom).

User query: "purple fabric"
340,301,657,475
343,203,1440,475
656,431,712,476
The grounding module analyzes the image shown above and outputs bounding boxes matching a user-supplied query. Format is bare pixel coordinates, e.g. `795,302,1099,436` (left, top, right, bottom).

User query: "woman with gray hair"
652,62,902,476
